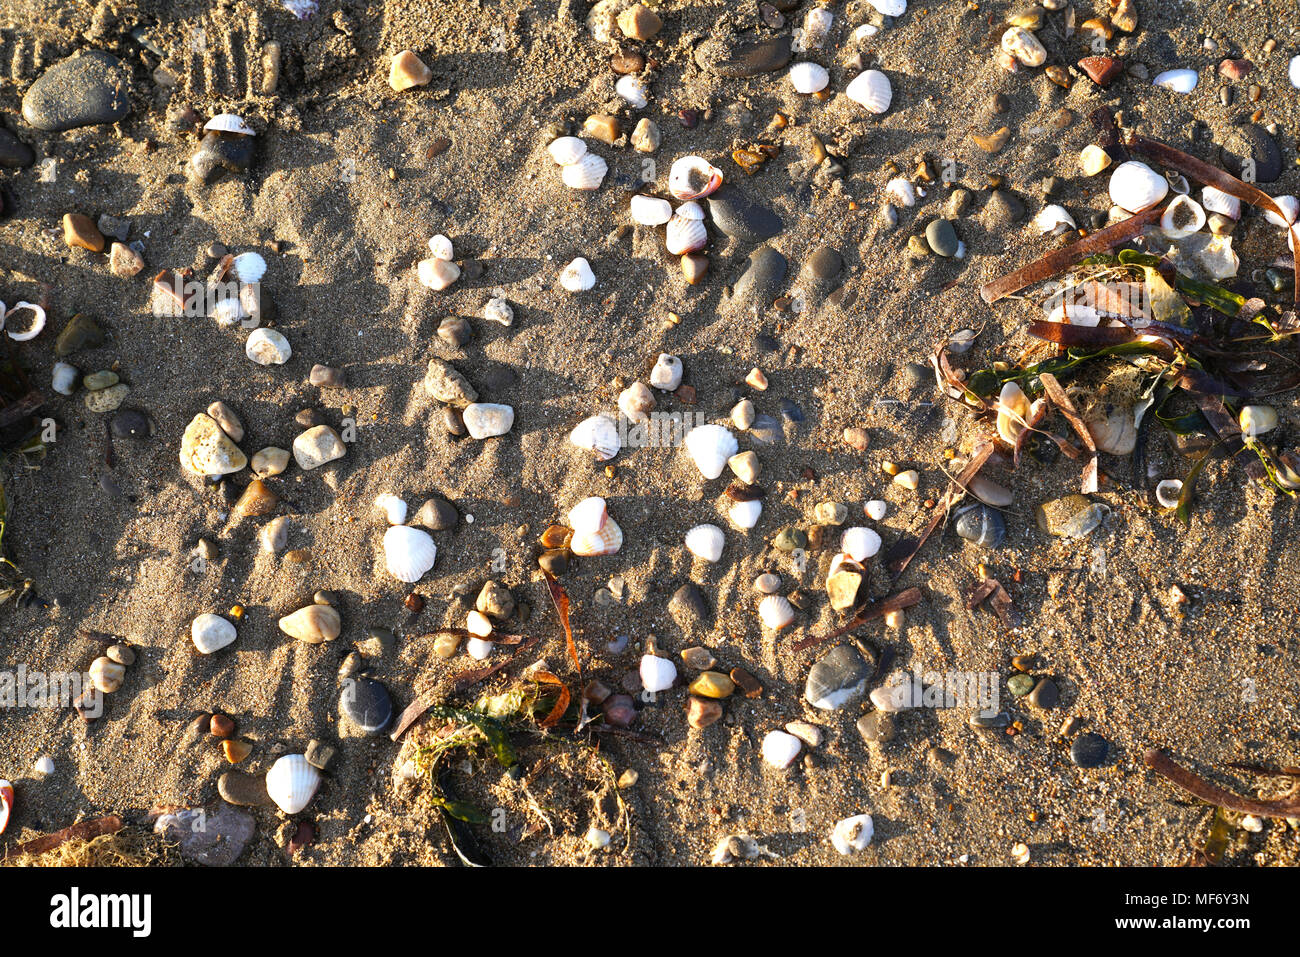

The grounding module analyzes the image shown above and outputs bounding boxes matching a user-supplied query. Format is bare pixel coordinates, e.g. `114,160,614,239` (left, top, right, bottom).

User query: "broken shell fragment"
1201,186,1241,220
884,177,916,207
1001,27,1046,67
3,301,46,341
618,381,656,423
728,498,763,529
1079,144,1112,176
570,413,621,461
1160,194,1206,238
1239,404,1277,436
668,155,723,200
571,517,624,556
995,381,1032,445
1152,68,1198,93
374,493,408,525
1034,204,1077,234
203,113,255,136
1155,479,1183,509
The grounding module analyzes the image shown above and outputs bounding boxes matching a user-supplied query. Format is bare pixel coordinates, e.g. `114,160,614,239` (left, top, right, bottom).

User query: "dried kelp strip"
886,441,994,577
979,207,1163,304
448,635,539,694
1145,748,1300,818
13,815,123,856
1195,393,1264,481
532,670,571,729
1027,321,1139,348
966,577,1016,626
1040,373,1099,493
792,587,922,653
543,570,581,676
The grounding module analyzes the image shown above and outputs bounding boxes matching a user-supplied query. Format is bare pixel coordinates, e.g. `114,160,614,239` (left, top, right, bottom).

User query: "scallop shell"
615,75,648,108
570,413,621,460
1201,186,1240,220
383,524,437,582
685,523,726,562
668,156,724,200
427,234,454,260
758,594,795,631
1034,204,1077,234
884,177,915,207
547,136,588,166
265,754,320,814
640,654,677,693
1152,68,1198,93
995,381,1031,445
840,526,882,562
204,113,255,135
374,493,408,525
229,251,266,284
666,207,708,255
4,301,46,341
562,152,608,190
559,257,596,292
571,517,623,556
728,498,763,530
789,62,829,94
685,424,739,480
845,69,893,114
761,729,802,768
1264,195,1299,228
1161,194,1206,238
630,194,672,226
1109,161,1168,213
568,496,608,534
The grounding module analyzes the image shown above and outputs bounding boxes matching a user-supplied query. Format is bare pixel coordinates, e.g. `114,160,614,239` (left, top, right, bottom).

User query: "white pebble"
33,755,54,776
761,730,803,768
865,500,888,520
831,813,874,854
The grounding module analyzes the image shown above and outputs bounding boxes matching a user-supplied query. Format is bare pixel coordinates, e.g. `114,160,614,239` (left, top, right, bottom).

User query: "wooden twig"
1145,749,1300,818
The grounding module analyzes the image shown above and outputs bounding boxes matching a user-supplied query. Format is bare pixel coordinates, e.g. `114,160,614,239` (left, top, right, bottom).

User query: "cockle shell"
668,156,723,200
1161,194,1206,238
758,594,795,631
884,177,915,207
191,613,236,654
568,496,609,534
685,424,739,479
1201,186,1240,220
1000,28,1046,67
560,257,596,291
615,75,648,108
789,62,829,94
640,654,677,693
845,69,892,113
1109,161,1169,212
1152,68,1198,93
278,604,342,643
840,526,882,562
374,493,408,524
265,754,320,814
383,524,437,582
729,498,763,529
3,301,46,341
630,194,672,226
1034,204,1076,234
761,729,802,768
570,413,621,460
427,234,454,260
666,202,708,254
685,523,726,562
1264,195,1299,228
204,113,255,136
547,136,588,166
230,251,266,283
995,381,1031,445
571,517,623,556
562,152,608,190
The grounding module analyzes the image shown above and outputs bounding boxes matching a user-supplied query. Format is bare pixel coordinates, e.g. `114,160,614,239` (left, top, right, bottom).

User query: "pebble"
246,328,292,365
279,604,340,642
1028,678,1060,709
955,504,1005,547
309,364,346,387
154,805,254,866
980,190,1026,230
708,187,784,242
0,128,34,168
805,645,872,710
84,384,129,412
209,714,235,738
305,739,337,771
438,317,474,347
108,242,144,277
779,398,804,423
785,720,822,748
631,117,661,152
52,362,79,395
968,710,1010,730
218,769,274,806
1219,124,1282,183
732,246,788,307
804,246,843,282
22,51,131,132
761,729,803,768
340,677,393,735
670,583,710,625
63,213,105,252
182,413,248,476
462,403,515,439
389,50,432,92
295,409,327,429
1035,494,1108,538
831,814,874,854
730,667,762,698
292,425,346,470
690,672,735,698
686,696,723,729
483,298,514,326
1008,673,1034,696
207,401,244,442
971,127,1011,154
415,497,458,530
772,526,806,553
1070,733,1110,768
188,130,256,184
925,219,959,257
694,34,792,77
618,3,662,39
649,353,683,391
251,447,290,477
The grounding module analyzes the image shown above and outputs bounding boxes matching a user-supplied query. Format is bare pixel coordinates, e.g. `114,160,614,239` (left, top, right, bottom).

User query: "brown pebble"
970,127,1010,153
681,253,708,284
842,426,869,452
222,739,252,763
389,50,431,92
686,695,723,729
618,3,663,40
234,479,279,518
309,364,345,387
210,714,235,738
63,213,105,252
285,548,311,563
1219,58,1254,80
611,48,645,74
583,114,620,144
675,383,697,404
730,666,762,698
109,242,144,277
289,821,315,856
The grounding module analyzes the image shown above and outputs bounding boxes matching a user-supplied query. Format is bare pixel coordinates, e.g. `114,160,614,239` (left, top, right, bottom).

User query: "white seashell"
4,301,45,341
884,177,915,207
1152,68,1198,93
865,500,888,520
1109,161,1169,213
799,7,833,50
845,69,892,113
467,610,493,637
383,524,437,582
1264,195,1299,228
630,194,673,226
996,381,1031,445
1239,404,1277,436
685,424,738,480
562,152,608,190
640,653,677,693
547,136,587,166
854,24,880,42
245,327,291,365
210,296,245,327
571,517,623,556
618,381,656,423
1046,300,1101,326
1201,186,1240,220
666,208,708,255
788,62,830,94
1079,144,1112,177
1155,479,1183,509
758,594,795,631
668,156,723,200
1161,194,1206,238
204,113,255,135
265,754,320,814
831,814,874,854
840,526,882,562
466,637,494,660
570,413,621,460
867,0,906,15
483,297,514,326
615,74,648,108
649,353,683,391
1001,27,1046,67
761,729,802,768
559,257,595,292
685,523,726,562
568,496,608,535
427,234,454,260
374,493,407,525
191,613,236,654
1034,204,1076,234
52,361,78,395
729,498,763,530
230,251,266,283
673,200,705,220
1291,54,1300,90
34,756,54,776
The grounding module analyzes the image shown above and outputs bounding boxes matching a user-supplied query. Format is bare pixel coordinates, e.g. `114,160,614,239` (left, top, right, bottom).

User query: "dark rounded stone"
189,131,256,184
109,408,150,440
1028,678,1060,709
443,406,466,436
955,505,1005,547
925,218,959,257
980,189,1026,230
415,497,458,530
340,677,392,734
803,246,843,282
438,316,474,347
1219,124,1282,183
218,770,274,807
22,51,131,132
856,710,896,743
670,583,710,625
365,626,397,653
538,549,568,575
1070,732,1110,768
968,710,1010,729
732,245,788,307
295,408,326,428
693,34,792,77
708,186,784,242
755,332,780,352
0,128,35,168
54,314,104,356
806,645,871,710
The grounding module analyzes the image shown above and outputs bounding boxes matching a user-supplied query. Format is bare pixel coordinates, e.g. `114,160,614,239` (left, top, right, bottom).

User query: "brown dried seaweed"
792,587,922,653
1040,373,1099,493
886,441,994,577
12,815,123,856
1145,748,1300,818
543,571,581,676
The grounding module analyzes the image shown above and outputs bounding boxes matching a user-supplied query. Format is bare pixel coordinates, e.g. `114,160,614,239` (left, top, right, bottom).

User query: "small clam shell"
884,177,915,207
1161,194,1206,238
640,654,677,693
845,69,892,113
382,525,437,582
685,423,739,480
568,496,608,534
615,75,648,108
4,301,46,341
204,113,255,135
728,498,763,529
685,523,726,562
1152,68,1198,93
1109,161,1169,213
278,604,341,643
374,493,408,524
570,517,623,556
547,136,587,166
668,155,723,200
865,500,888,520
758,594,795,631
666,208,708,254
789,62,829,94
569,413,621,460
1264,195,1299,228
630,194,672,226
265,754,320,814
559,257,596,292
1046,299,1101,326
1155,479,1183,509
840,526,882,562
1034,204,1076,234
562,152,608,190
995,381,1031,445
1201,186,1240,220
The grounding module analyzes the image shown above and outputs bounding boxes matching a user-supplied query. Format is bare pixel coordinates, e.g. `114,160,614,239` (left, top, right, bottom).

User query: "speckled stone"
22,51,131,132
